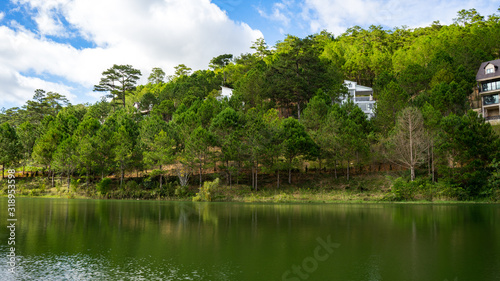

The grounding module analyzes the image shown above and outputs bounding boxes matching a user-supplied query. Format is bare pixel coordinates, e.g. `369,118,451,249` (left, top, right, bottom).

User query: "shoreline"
3,186,498,204
2,172,499,204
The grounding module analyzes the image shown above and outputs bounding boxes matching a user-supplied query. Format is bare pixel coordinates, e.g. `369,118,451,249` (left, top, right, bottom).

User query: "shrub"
125,180,139,191
141,177,158,190
96,178,112,194
388,177,416,201
487,159,500,190
436,180,468,200
193,178,220,202
70,179,79,192
175,185,188,197
273,192,294,203
160,181,177,197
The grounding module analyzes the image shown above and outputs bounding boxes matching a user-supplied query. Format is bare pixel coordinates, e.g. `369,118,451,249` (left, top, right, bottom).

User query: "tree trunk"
228,160,232,188
319,156,322,174
297,103,301,120
86,168,90,187
51,170,54,188
346,159,350,181
255,162,258,191
237,160,240,185
427,145,431,177
431,143,435,183
356,151,360,174
277,169,280,189
409,115,414,181
251,167,254,190
226,160,230,185
334,159,337,179
120,162,124,189
67,172,71,191
159,165,163,189
2,164,4,180
288,167,292,184
199,162,202,188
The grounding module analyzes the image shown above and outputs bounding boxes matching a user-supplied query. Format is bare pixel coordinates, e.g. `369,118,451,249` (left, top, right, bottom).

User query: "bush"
273,192,294,203
160,181,177,197
387,177,416,201
96,178,112,194
193,178,220,202
175,185,188,197
28,189,40,196
70,179,79,192
436,180,468,200
125,180,139,191
141,177,158,190
487,159,500,189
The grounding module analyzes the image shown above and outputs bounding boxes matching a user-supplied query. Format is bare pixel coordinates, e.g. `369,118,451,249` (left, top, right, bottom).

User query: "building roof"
344,80,373,93
476,59,500,81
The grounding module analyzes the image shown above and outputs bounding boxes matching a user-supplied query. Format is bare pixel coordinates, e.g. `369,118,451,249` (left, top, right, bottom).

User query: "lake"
1,198,499,280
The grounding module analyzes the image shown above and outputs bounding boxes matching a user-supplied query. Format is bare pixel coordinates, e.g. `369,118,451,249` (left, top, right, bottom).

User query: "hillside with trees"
1,8,500,201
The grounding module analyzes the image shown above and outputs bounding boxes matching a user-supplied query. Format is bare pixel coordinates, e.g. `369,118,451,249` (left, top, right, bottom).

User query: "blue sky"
0,0,498,110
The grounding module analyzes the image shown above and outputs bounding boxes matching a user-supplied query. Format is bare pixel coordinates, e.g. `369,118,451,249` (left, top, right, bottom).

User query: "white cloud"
13,0,71,36
0,67,75,107
303,0,499,36
257,0,295,27
0,0,263,108
0,12,5,22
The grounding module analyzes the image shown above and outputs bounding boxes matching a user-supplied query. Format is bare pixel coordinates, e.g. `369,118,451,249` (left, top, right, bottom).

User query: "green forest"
1,8,500,201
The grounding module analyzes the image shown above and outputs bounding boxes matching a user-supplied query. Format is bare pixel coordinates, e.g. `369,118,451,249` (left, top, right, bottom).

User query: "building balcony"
354,96,372,102
485,115,500,121
480,80,500,94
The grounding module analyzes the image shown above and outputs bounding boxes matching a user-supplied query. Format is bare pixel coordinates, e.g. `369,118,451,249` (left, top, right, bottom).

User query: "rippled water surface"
1,198,499,280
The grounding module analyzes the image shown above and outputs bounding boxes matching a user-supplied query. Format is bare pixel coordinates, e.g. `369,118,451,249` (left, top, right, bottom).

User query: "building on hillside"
340,80,376,119
133,102,152,115
475,59,500,123
217,86,233,101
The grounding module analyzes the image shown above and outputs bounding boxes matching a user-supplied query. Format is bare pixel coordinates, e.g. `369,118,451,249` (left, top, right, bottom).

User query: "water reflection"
2,252,237,280
0,199,499,280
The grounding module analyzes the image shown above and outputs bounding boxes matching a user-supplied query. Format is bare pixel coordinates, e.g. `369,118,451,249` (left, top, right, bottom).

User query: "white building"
340,80,376,119
217,86,233,101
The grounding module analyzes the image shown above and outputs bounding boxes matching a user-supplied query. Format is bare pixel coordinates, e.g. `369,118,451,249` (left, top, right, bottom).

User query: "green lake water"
0,198,499,280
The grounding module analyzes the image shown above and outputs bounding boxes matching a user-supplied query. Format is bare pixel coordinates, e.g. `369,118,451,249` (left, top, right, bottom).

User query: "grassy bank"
493,124,500,136
2,172,499,203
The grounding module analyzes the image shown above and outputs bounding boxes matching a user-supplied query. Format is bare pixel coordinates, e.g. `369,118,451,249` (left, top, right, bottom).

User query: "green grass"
3,172,498,203
492,124,500,136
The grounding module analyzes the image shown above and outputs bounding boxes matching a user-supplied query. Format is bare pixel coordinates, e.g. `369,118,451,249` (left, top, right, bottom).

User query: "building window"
484,94,499,105
482,80,500,92
486,68,494,74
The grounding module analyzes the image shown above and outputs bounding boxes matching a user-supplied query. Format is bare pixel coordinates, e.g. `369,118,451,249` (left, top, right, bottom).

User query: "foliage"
96,178,112,194
94,64,142,107
384,107,429,181
193,178,220,202
0,123,23,176
148,67,166,84
280,117,318,184
437,111,500,196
